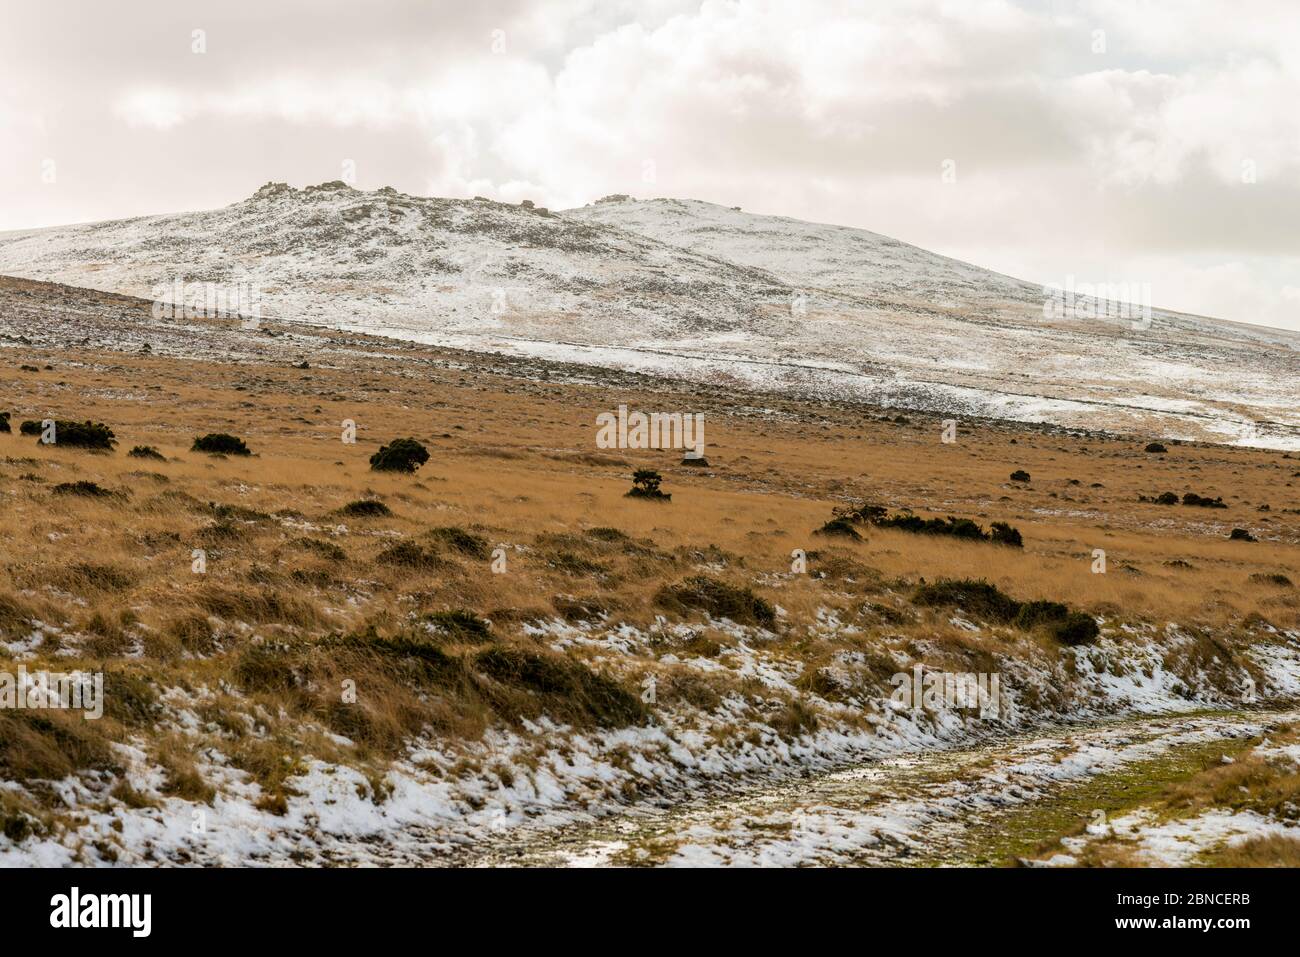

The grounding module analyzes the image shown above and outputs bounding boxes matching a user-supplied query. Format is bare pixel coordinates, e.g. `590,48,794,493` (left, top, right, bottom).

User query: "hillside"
0,183,1296,447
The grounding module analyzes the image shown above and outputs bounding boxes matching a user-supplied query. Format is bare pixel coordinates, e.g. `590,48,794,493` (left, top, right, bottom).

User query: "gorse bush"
912,578,1099,645
989,522,1024,547
818,503,1024,548
1053,612,1101,646
127,445,166,461
1249,572,1293,587
52,481,116,498
26,420,117,450
0,412,9,434
192,433,251,455
814,516,862,539
1140,491,1180,505
1183,492,1226,509
337,499,392,518
913,579,1021,623
625,468,670,501
1013,599,1070,629
369,438,429,473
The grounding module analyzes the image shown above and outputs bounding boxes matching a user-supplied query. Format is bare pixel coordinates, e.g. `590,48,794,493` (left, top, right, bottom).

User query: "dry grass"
0,331,1297,821
1210,834,1300,866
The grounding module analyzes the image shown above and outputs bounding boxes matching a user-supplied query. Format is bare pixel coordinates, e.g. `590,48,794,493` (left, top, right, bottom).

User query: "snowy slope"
0,183,1296,447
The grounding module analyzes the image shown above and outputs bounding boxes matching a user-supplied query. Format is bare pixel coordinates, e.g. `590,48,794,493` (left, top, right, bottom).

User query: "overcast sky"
2,0,1298,330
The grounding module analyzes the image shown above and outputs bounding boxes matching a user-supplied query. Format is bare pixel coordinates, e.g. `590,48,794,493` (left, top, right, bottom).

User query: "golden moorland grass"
1,335,1298,820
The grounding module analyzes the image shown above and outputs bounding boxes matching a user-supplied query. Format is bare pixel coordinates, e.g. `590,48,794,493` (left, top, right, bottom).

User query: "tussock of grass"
291,537,348,562
423,609,492,642
656,575,776,627
552,594,613,622
375,540,443,570
0,710,118,783
428,525,490,559
473,646,648,729
54,562,136,593
194,585,320,627
1210,834,1300,867
52,480,117,498
0,593,37,638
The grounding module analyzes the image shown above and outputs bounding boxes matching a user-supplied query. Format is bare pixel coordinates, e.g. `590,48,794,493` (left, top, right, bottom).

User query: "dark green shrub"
1183,492,1226,509
127,445,166,461
814,517,862,539
1145,442,1167,453
0,412,9,434
1010,469,1031,482
1249,572,1293,587
1014,599,1069,630
912,578,1021,623
1051,612,1100,646
31,420,116,450
625,468,670,501
369,438,429,473
337,499,391,517
192,433,251,456
990,522,1023,547
1229,528,1256,542
52,481,115,498
832,503,887,524
819,503,1023,548
655,575,776,627
18,420,40,435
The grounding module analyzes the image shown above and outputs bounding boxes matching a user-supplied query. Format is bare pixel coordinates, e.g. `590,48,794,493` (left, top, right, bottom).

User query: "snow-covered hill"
1,183,1296,447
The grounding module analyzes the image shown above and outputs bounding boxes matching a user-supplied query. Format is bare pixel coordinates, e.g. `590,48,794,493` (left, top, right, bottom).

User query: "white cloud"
4,0,1300,329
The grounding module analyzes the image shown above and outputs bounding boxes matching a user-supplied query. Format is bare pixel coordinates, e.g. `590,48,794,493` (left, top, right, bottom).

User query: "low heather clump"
820,503,1024,548
192,433,251,456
